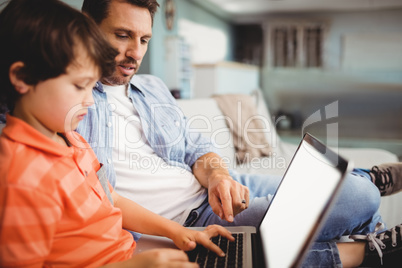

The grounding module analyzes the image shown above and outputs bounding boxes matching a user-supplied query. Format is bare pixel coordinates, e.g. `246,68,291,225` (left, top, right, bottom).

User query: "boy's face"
16,46,99,136
98,0,152,86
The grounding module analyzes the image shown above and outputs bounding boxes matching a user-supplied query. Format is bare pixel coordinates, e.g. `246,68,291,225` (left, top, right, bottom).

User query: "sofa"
176,89,402,229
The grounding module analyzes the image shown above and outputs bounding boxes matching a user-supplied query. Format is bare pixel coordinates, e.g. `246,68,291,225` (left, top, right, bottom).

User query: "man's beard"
103,59,138,86
103,72,133,86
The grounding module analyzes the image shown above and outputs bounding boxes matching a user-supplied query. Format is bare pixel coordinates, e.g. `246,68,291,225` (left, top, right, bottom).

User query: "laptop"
135,133,353,268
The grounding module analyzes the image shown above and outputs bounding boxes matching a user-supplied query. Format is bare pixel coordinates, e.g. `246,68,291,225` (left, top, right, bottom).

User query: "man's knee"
339,174,381,218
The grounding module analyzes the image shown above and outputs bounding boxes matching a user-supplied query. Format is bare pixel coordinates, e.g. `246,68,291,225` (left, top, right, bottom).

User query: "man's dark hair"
0,0,119,114
82,0,160,26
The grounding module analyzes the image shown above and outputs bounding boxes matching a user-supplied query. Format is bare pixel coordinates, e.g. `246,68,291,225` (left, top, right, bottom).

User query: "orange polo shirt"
0,115,135,267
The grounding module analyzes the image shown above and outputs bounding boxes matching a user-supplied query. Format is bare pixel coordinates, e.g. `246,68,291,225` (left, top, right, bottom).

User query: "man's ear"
9,61,31,94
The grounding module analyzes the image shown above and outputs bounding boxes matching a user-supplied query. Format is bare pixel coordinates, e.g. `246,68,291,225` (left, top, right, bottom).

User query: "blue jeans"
184,169,382,267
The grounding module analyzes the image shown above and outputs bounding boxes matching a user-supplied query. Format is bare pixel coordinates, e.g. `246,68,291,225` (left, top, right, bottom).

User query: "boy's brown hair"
0,0,118,114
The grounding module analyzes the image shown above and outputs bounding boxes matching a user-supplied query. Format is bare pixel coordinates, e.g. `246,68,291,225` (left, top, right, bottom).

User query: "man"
77,0,402,266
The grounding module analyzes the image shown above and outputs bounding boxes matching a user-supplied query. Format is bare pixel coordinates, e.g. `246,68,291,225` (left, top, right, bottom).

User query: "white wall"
192,61,260,98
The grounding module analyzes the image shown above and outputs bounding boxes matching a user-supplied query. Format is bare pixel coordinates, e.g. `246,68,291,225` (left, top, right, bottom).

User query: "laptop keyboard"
186,233,244,268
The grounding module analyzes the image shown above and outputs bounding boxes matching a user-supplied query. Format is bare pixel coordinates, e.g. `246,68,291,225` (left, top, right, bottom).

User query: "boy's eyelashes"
75,84,85,90
75,82,98,91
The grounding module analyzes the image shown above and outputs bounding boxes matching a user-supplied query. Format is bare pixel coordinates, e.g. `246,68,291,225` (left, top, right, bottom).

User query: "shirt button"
107,122,112,127
175,120,180,127
107,158,111,164
108,103,116,111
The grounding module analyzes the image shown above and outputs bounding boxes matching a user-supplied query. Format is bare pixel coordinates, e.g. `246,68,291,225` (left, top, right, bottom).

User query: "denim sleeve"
132,75,220,171
149,75,218,168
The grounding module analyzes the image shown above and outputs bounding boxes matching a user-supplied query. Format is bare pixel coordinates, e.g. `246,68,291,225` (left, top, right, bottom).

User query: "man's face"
98,0,152,86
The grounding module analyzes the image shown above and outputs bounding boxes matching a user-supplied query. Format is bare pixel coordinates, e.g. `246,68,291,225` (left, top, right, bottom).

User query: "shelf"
278,130,402,160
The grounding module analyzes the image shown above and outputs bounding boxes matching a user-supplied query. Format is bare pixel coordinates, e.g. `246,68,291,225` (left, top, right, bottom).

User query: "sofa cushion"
176,98,236,169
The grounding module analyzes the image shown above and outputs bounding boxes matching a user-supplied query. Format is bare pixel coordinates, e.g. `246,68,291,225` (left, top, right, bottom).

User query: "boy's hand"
172,225,235,257
108,249,198,268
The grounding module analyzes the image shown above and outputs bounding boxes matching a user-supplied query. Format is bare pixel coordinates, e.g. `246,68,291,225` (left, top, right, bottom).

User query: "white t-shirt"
103,84,206,224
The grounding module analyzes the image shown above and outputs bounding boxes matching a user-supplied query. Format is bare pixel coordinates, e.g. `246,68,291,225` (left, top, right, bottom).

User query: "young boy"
0,0,233,267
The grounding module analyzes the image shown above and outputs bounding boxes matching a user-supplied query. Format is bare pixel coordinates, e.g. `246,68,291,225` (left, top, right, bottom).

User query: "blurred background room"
3,0,401,158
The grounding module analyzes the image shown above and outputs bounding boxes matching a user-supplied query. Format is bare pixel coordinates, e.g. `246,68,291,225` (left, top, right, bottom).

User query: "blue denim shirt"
76,74,217,187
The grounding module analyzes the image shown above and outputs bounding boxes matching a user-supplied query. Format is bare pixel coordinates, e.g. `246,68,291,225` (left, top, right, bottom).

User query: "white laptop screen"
259,134,350,268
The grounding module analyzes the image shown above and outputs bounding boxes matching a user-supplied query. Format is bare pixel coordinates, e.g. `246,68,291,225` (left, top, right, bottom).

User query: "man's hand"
207,170,249,222
172,225,235,257
192,152,250,222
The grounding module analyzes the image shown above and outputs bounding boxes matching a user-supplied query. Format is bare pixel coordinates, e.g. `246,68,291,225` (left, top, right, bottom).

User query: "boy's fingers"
162,249,190,261
185,240,197,251
199,225,236,256
134,249,198,267
197,235,226,257
205,225,234,241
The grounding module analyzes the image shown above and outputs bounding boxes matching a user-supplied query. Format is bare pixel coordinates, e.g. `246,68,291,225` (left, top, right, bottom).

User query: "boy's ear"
9,61,31,94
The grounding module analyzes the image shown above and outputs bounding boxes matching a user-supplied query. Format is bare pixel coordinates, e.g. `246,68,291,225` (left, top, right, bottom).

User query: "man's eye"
75,85,85,90
141,39,149,45
116,34,129,39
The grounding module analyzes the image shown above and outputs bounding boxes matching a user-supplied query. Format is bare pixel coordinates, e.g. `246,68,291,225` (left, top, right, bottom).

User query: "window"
304,26,323,67
272,26,298,67
266,21,326,68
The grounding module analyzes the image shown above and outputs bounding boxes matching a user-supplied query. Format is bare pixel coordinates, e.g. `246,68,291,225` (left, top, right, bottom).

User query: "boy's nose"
83,92,94,107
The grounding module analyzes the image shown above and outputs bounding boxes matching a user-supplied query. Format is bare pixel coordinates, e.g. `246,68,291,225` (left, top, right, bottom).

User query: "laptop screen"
259,133,351,268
